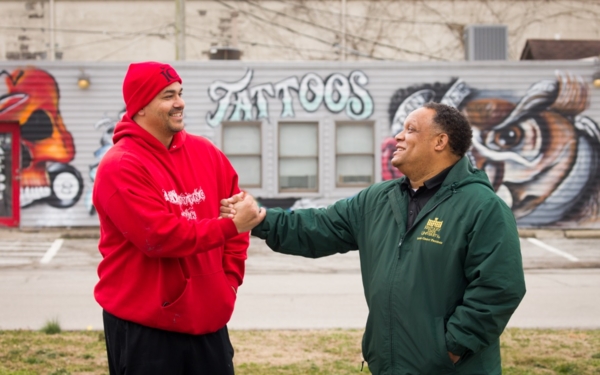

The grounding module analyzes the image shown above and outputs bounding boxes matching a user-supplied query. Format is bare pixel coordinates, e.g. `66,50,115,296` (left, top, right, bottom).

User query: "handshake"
220,192,267,234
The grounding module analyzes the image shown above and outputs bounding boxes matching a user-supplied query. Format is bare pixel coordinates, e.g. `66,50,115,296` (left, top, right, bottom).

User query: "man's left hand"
219,192,245,219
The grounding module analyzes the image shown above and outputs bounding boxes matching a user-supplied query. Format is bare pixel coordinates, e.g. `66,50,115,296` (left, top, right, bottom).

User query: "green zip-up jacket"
251,157,526,375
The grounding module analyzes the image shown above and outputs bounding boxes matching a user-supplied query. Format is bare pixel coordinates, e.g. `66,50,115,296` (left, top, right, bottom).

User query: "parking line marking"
526,238,579,262
40,239,64,264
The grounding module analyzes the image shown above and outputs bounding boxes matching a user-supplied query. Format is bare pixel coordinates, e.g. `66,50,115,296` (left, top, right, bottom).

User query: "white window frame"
221,121,262,189
278,121,319,193
335,121,375,188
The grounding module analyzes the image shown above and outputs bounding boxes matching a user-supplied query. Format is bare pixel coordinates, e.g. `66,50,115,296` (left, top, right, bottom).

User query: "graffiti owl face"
466,98,578,218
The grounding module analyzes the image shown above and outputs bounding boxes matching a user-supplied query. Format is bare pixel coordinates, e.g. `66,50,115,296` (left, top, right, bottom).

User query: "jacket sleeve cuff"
250,212,270,239
445,331,468,356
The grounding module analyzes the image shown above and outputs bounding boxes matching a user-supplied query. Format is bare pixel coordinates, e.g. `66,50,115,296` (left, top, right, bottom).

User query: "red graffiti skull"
0,67,79,207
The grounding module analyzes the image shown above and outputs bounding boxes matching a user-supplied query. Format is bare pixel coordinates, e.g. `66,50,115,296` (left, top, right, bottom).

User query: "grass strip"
0,328,599,374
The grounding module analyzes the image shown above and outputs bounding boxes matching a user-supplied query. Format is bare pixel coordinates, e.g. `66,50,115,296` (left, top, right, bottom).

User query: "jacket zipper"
389,184,456,373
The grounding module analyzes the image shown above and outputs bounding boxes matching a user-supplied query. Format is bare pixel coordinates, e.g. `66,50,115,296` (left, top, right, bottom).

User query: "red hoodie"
93,116,248,335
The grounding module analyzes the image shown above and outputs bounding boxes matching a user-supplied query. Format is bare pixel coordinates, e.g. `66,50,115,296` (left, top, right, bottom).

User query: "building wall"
0,60,599,228
1,1,600,62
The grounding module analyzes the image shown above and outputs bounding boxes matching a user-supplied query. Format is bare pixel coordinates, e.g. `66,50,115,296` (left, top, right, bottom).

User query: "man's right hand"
221,192,266,233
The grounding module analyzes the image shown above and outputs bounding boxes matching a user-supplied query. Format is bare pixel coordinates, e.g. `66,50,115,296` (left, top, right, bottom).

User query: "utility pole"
49,0,55,61
341,0,346,61
231,11,239,48
175,0,186,60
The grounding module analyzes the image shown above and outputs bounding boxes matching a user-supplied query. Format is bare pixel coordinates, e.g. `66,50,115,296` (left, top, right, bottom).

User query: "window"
336,122,374,187
222,122,261,187
279,122,318,192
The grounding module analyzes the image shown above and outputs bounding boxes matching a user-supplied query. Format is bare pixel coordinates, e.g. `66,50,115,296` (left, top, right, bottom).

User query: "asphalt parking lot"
0,227,599,331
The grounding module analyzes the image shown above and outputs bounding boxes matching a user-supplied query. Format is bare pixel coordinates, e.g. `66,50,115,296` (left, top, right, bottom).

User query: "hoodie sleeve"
217,150,250,292
95,151,240,258
445,197,526,356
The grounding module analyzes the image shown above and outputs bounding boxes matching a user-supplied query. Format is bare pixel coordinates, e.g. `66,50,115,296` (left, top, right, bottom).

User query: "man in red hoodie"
93,61,265,375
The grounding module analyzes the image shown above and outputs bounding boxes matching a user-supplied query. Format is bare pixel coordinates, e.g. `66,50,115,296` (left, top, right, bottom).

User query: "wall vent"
209,47,242,60
464,25,508,61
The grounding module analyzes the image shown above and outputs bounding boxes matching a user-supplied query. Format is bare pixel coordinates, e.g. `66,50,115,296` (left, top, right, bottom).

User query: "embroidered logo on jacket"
163,188,205,220
417,217,444,245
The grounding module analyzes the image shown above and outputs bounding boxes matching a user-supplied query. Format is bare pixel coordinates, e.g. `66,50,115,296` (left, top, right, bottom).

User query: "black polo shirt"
400,165,453,230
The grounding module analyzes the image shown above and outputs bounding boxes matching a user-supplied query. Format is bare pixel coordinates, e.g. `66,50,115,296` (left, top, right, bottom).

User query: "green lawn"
0,328,599,374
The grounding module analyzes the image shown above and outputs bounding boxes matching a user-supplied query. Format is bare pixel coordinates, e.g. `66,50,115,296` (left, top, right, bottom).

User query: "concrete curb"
518,229,600,239
2,227,101,239
2,227,600,239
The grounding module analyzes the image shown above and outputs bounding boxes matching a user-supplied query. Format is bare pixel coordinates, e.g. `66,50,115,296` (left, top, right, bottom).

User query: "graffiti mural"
383,72,600,227
85,109,123,215
0,67,83,208
206,69,374,127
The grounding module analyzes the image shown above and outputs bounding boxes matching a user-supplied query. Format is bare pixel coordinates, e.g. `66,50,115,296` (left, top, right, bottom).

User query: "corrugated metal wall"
0,60,598,228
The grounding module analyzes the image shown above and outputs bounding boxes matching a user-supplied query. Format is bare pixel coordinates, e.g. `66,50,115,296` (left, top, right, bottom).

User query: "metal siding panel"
1,60,598,227
0,63,128,227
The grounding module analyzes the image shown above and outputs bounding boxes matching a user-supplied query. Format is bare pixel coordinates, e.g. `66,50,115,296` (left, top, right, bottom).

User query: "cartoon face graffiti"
464,74,599,226
385,73,600,227
0,68,83,208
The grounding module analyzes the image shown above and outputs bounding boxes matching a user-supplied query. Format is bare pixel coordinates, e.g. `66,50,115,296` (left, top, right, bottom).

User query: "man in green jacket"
225,102,526,375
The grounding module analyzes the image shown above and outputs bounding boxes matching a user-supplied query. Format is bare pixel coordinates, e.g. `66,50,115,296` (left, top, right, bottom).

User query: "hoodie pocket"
159,270,236,335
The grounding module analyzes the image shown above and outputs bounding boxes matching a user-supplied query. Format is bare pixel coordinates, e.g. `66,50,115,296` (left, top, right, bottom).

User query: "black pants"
103,310,235,375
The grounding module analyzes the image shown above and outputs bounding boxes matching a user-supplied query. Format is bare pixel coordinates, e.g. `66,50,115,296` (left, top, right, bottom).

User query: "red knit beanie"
122,61,182,118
